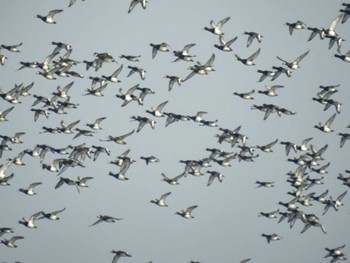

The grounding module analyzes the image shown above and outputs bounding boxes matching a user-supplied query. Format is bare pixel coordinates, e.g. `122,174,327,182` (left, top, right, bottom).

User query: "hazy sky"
0,0,349,262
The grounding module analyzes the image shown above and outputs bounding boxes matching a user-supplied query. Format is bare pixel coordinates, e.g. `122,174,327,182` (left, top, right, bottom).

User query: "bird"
338,132,350,148
259,209,280,219
164,75,182,92
102,64,123,83
214,35,238,52
172,43,196,62
1,42,22,52
0,106,14,122
146,100,168,117
37,9,63,24
161,172,184,185
127,66,146,80
140,155,159,165
207,170,224,186
128,0,147,13
261,233,283,243
85,117,107,130
233,89,255,100
176,205,198,219
244,31,263,47
19,182,42,196
276,50,310,69
0,236,24,248
235,48,260,66
39,208,66,220
320,14,343,39
285,20,306,35
314,113,336,133
150,192,171,207
183,53,215,81
68,0,85,7
130,116,156,132
256,181,275,188
334,49,350,62
111,250,132,263
255,139,278,152
204,17,230,35
89,215,122,226
150,42,171,58
258,85,284,97
0,227,14,238
116,85,141,107
101,130,135,144
19,211,42,228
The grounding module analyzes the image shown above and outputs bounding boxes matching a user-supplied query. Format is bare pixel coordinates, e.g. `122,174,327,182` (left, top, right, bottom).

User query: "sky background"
0,0,349,262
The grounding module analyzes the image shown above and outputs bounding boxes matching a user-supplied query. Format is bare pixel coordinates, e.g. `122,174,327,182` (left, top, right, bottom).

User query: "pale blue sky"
0,0,349,262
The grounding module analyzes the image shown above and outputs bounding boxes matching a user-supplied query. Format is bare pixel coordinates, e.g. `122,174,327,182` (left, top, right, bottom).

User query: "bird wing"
325,113,336,127
295,50,310,63
249,48,260,60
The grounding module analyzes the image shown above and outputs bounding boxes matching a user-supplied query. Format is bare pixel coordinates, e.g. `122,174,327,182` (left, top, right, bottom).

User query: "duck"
68,0,85,7
37,9,63,24
0,173,14,186
334,49,350,62
173,43,196,62
89,214,122,226
140,155,159,165
72,128,95,140
128,0,147,13
314,113,336,133
85,117,106,130
276,50,310,69
111,250,132,263
207,170,224,186
184,53,215,81
150,42,171,58
119,55,140,62
164,75,182,92
244,31,263,47
256,181,275,188
116,85,142,107
235,48,260,66
0,106,14,122
204,17,230,35
127,65,146,80
39,208,65,220
150,192,171,207
233,89,255,100
285,20,306,35
131,116,156,132
75,176,93,192
338,132,350,148
161,172,184,185
146,100,168,117
19,211,42,228
258,209,280,219
0,50,7,65
1,42,22,52
19,182,42,196
214,35,238,52
176,205,198,219
320,14,343,39
261,233,283,243
271,66,292,81
0,236,24,248
102,64,123,83
0,227,14,237
258,85,284,97
255,139,278,152
306,26,323,41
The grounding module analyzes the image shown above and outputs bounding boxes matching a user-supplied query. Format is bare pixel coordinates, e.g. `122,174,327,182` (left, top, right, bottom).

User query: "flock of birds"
0,1,350,262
